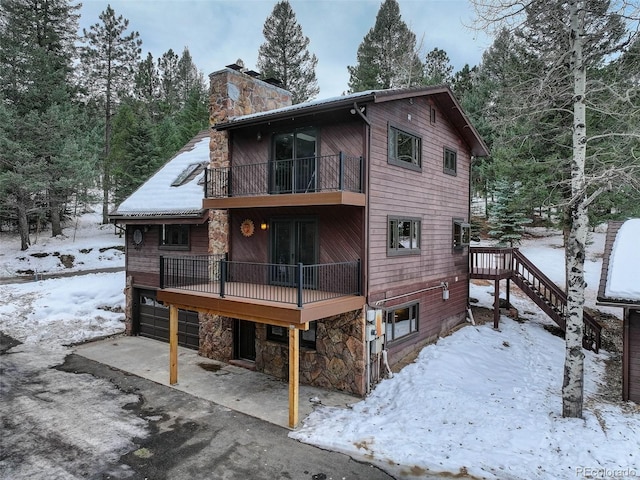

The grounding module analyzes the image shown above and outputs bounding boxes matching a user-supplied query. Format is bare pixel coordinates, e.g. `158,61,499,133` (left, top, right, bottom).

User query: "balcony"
156,254,365,326
202,152,365,209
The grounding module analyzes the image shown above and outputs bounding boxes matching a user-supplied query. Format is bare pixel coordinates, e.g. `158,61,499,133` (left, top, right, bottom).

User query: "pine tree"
79,5,141,224
423,48,453,86
157,48,180,115
110,100,158,204
0,0,84,242
487,178,532,246
348,0,423,92
257,0,319,104
134,52,160,112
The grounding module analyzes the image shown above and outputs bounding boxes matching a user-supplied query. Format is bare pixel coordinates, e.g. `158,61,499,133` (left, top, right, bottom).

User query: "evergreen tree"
176,48,206,107
79,5,141,223
451,64,477,101
487,178,532,246
348,0,423,92
0,0,84,242
109,100,158,204
257,0,319,104
0,103,44,250
423,47,453,85
157,48,180,115
0,0,79,115
134,52,160,112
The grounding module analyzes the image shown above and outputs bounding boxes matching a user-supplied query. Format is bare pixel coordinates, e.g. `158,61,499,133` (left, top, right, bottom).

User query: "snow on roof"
604,218,640,301
111,132,209,218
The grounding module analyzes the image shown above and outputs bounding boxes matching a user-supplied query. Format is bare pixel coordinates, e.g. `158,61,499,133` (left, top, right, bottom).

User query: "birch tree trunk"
562,0,587,419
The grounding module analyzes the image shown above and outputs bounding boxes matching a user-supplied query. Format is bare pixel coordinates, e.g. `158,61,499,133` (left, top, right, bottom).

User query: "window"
388,125,421,170
386,302,419,342
453,219,470,249
172,163,206,187
160,224,189,249
267,322,316,349
444,147,457,175
388,216,421,255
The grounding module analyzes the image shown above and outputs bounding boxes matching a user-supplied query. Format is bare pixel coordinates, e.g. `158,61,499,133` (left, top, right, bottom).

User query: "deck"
469,246,601,353
157,284,366,327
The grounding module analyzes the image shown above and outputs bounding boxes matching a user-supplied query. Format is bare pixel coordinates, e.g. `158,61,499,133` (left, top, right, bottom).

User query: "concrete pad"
74,335,359,429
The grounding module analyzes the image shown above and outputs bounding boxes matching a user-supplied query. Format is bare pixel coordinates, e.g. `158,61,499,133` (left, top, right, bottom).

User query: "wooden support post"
506,278,511,309
494,279,500,329
169,304,178,385
288,325,299,429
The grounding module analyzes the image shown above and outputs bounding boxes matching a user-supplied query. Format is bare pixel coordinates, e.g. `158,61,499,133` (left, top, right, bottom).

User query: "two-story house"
110,64,489,427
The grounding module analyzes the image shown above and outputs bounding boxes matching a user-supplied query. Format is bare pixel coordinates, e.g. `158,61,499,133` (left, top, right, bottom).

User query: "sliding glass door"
270,218,318,287
271,128,317,194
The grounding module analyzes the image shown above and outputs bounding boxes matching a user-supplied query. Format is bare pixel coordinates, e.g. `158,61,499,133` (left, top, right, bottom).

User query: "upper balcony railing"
204,152,363,198
160,254,361,308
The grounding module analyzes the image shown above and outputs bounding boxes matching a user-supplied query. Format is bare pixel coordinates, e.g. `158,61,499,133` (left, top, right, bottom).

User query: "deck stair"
470,247,601,353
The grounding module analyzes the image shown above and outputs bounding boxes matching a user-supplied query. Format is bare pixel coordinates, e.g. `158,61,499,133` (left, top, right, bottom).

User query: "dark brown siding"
627,309,640,402
366,96,472,358
229,206,363,265
126,222,209,288
230,118,365,165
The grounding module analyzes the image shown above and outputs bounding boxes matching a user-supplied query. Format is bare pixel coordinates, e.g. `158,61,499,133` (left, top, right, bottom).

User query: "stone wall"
255,309,367,396
199,313,234,361
124,275,133,335
201,66,292,358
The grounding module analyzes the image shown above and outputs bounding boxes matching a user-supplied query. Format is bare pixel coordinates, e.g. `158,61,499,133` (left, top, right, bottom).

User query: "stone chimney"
207,62,292,255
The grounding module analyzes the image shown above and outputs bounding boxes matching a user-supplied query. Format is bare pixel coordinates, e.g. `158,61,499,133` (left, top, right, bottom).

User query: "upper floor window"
388,125,421,171
160,224,189,250
386,302,419,342
453,219,470,249
444,147,457,175
388,216,421,255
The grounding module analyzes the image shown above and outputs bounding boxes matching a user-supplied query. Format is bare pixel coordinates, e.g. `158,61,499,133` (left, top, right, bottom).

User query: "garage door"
136,289,199,349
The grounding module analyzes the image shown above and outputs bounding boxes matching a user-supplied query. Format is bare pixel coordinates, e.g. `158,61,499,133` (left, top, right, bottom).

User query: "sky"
76,0,492,98
1,207,638,479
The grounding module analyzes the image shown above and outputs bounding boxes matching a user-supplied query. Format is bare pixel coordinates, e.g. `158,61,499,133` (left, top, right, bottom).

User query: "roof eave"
213,93,376,131
109,210,208,224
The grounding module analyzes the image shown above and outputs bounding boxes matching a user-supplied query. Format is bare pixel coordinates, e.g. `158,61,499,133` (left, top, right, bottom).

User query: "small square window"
388,125,421,170
386,302,419,342
388,216,421,255
453,219,470,249
160,225,189,249
444,148,457,175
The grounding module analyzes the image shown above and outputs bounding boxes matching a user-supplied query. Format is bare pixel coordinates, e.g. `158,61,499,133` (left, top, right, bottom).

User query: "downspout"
354,101,373,393
468,155,475,324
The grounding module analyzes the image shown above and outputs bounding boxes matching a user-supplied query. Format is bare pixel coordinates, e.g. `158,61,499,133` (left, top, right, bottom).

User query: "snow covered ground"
0,212,638,480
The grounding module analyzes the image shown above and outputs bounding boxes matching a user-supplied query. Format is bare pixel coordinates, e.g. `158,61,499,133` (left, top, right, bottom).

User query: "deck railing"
160,255,361,307
204,152,363,198
469,246,601,353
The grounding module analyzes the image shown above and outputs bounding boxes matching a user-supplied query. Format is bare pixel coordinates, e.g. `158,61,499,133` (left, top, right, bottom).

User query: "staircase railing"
469,247,601,353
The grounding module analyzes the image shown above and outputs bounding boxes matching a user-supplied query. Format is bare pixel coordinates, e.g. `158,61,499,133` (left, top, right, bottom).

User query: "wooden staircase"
470,247,601,353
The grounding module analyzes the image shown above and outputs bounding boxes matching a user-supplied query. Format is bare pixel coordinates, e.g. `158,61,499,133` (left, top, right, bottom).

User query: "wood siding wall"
366,96,472,360
626,309,640,402
230,117,365,166
126,223,209,288
229,206,363,265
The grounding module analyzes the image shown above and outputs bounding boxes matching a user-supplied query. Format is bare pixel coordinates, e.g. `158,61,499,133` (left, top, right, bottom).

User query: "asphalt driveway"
0,333,393,480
